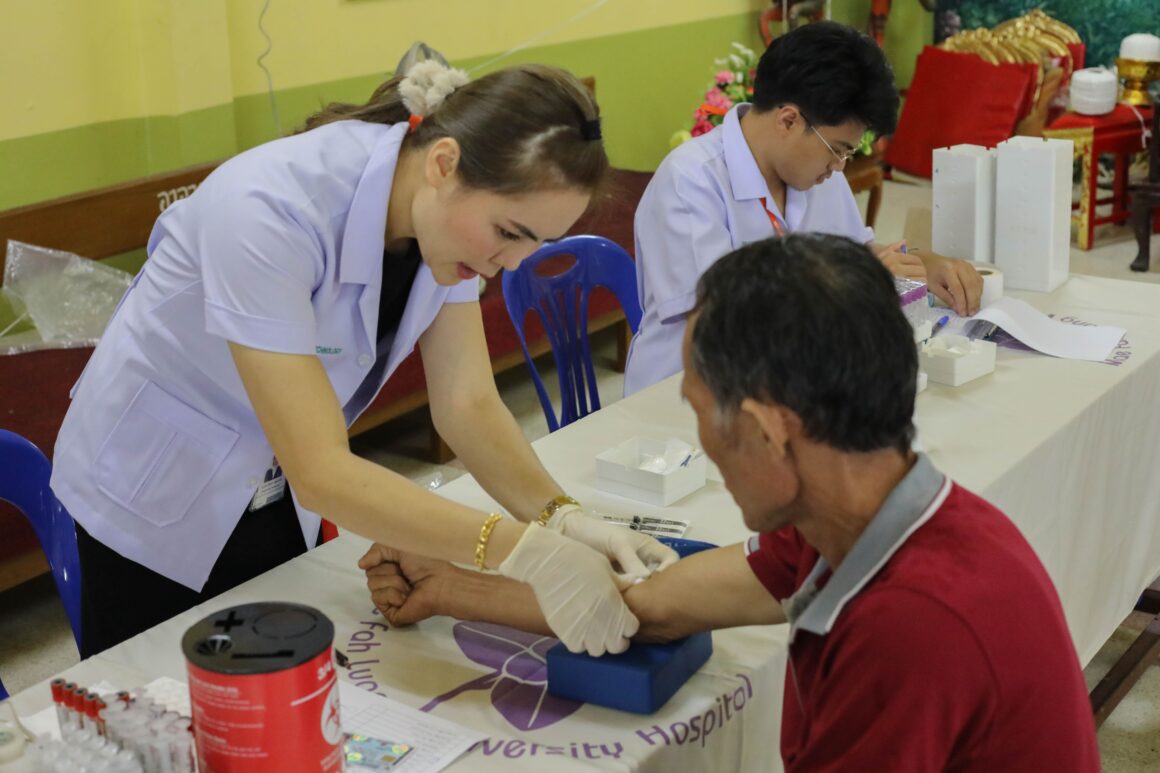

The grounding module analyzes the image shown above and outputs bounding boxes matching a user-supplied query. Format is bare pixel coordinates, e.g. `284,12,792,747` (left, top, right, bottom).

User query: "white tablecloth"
10,274,1160,772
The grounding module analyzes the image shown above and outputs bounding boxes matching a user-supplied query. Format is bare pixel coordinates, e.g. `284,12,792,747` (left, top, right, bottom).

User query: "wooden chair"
1129,107,1160,272
843,154,885,229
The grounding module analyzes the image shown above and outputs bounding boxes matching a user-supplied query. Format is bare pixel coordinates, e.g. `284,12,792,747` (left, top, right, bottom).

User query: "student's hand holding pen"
874,241,926,280
922,253,984,316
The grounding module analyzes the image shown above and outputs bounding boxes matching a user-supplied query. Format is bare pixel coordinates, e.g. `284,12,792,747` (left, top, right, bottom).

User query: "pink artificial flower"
715,70,735,86
704,88,733,111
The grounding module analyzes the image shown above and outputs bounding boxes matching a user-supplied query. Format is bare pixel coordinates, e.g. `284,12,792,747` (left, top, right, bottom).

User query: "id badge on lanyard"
249,456,287,511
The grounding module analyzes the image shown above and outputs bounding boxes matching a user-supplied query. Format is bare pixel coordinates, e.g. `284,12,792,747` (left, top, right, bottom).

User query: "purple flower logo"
419,622,582,731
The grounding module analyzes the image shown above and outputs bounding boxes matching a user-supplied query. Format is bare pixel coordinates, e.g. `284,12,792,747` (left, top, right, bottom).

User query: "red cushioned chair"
885,46,1035,179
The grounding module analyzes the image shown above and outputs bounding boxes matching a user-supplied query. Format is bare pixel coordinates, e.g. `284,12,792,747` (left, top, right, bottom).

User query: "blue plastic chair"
0,430,83,654
502,235,643,432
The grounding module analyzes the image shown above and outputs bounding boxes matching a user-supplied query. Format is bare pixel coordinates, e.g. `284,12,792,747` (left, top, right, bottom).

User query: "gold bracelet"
535,494,580,527
474,512,505,570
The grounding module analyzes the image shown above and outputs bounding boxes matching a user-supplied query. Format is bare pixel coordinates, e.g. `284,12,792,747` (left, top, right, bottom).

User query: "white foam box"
919,335,997,387
993,136,1073,292
595,437,707,507
932,144,996,263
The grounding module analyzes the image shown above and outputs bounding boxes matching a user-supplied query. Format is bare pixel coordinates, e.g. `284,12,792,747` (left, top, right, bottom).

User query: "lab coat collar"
339,122,408,287
721,103,805,232
722,104,771,203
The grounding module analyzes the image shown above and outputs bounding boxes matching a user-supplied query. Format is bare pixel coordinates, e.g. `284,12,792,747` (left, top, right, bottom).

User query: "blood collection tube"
72,685,88,731
95,696,109,736
61,682,77,730
60,682,78,736
51,678,68,728
171,732,194,773
84,690,100,731
101,699,129,746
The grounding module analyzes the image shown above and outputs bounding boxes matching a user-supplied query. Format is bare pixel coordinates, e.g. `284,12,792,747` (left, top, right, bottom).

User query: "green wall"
0,106,239,212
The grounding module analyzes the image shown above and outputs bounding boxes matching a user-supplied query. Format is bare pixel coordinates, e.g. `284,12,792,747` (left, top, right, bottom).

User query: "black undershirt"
346,240,424,415
376,240,423,341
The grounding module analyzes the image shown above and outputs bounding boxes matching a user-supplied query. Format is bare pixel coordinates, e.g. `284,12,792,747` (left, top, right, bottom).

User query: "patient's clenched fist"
359,543,455,626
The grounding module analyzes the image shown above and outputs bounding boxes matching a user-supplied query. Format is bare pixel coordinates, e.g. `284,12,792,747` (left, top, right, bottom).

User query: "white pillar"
993,136,1073,292
932,144,997,263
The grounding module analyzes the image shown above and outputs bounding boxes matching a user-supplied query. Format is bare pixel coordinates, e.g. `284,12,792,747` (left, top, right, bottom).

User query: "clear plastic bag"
0,240,134,355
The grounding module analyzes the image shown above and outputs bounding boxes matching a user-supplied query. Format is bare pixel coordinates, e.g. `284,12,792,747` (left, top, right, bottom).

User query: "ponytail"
302,59,609,195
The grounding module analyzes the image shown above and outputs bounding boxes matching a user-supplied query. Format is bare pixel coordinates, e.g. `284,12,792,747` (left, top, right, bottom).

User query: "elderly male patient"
359,234,1099,771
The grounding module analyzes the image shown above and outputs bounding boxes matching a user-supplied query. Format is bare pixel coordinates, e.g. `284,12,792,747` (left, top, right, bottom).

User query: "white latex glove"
498,524,640,656
549,506,680,583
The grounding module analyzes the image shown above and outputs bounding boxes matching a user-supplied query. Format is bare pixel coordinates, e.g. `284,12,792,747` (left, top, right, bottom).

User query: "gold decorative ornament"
941,10,1080,73
1115,57,1160,106
1028,10,1082,45
1040,126,1095,248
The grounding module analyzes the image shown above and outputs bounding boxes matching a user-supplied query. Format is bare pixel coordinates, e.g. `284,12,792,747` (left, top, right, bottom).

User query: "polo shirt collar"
786,453,952,639
339,122,409,286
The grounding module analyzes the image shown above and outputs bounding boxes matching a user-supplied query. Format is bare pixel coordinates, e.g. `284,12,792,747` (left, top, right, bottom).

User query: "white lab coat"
623,104,873,395
51,120,478,590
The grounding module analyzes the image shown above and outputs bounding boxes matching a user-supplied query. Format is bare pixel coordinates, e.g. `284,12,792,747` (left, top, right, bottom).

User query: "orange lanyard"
759,197,787,237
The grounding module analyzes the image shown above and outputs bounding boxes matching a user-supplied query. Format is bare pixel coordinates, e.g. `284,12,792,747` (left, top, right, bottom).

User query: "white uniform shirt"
623,104,873,395
51,121,478,590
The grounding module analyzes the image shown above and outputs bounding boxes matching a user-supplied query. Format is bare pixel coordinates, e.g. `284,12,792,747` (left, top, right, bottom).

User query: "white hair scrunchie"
399,60,469,118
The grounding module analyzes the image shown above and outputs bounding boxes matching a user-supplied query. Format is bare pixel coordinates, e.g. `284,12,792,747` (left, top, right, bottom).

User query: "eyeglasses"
808,124,858,164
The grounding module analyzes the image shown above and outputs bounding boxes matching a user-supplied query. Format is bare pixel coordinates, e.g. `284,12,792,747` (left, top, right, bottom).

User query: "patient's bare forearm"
626,544,786,641
436,543,784,642
443,567,554,636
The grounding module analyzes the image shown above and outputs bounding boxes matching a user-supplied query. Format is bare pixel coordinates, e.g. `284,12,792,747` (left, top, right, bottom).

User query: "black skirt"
75,492,319,658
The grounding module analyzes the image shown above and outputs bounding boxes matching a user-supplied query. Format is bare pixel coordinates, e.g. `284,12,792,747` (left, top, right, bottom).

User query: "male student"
624,22,982,394
362,235,1098,772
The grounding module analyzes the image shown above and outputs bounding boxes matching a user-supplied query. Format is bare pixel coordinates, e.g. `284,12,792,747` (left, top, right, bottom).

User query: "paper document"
929,297,1125,362
973,297,1124,361
340,681,486,773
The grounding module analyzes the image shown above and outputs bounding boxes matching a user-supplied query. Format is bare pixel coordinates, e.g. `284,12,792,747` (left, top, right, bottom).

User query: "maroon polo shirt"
747,459,1099,772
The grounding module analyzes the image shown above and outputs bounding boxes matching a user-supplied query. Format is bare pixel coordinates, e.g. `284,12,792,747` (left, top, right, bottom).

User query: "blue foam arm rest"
546,631,713,714
545,536,717,714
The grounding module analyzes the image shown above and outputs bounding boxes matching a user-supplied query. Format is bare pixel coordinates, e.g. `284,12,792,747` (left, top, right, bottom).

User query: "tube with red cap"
50,678,68,730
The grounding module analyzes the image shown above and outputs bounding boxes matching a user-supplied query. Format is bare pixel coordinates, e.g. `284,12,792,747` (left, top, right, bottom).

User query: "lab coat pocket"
95,381,239,526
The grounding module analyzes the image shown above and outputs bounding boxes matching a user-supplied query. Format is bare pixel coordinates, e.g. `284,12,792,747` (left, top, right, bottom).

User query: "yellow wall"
223,0,769,95
1,1,232,138
1,0,768,141
0,0,933,209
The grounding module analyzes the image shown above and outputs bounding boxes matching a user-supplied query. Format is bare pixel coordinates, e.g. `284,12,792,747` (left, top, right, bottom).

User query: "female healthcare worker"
51,57,677,659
